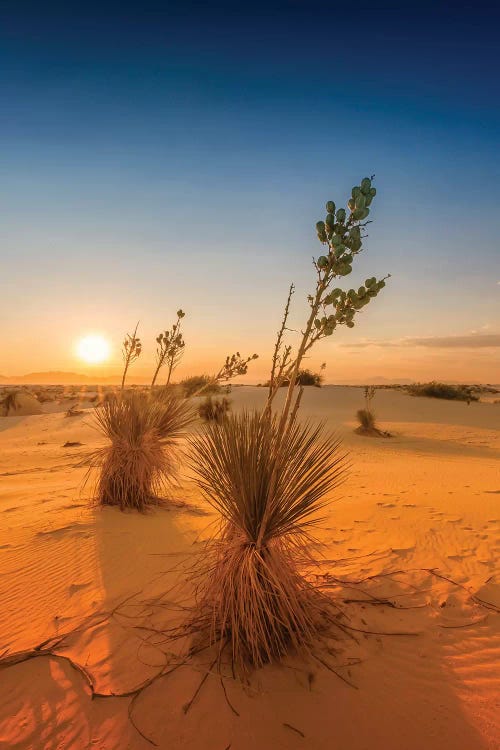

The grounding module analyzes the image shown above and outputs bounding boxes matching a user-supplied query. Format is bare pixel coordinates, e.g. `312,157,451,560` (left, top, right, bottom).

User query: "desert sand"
0,386,498,749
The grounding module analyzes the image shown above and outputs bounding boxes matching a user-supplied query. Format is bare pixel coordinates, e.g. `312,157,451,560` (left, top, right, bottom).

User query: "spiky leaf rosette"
89,390,194,511
185,410,348,672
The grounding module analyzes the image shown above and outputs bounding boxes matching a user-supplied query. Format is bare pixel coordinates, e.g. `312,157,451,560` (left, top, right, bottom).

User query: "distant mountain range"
0,371,497,388
0,371,151,385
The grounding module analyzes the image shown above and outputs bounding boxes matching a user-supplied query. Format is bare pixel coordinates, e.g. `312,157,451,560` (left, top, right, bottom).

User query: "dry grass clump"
181,375,222,398
182,411,347,673
406,381,478,402
356,407,375,430
198,396,231,423
89,390,194,511
0,390,21,416
355,386,391,437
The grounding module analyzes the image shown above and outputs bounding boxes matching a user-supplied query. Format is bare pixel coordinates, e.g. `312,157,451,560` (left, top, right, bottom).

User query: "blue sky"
1,1,499,381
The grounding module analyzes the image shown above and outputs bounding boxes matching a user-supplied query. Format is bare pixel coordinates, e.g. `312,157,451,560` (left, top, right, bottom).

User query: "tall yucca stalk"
185,411,347,672
183,178,388,673
89,390,194,511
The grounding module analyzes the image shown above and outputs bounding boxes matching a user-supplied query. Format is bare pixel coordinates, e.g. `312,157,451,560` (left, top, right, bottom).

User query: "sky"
1,0,499,383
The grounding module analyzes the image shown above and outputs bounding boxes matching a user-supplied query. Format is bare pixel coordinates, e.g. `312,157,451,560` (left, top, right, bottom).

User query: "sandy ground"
0,386,498,750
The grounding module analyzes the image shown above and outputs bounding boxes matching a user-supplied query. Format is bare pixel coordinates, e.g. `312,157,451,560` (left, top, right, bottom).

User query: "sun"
76,335,110,365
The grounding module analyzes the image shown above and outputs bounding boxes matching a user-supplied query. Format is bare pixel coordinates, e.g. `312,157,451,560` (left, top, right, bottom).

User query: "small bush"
356,408,375,430
0,390,21,416
198,396,231,423
181,375,221,398
89,390,194,511
406,382,479,402
264,369,324,388
183,411,347,674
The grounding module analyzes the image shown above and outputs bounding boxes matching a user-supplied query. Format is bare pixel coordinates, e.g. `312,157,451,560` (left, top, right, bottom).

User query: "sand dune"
0,386,498,749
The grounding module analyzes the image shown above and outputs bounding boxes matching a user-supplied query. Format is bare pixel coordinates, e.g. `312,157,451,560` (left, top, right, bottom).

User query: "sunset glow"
76,335,110,365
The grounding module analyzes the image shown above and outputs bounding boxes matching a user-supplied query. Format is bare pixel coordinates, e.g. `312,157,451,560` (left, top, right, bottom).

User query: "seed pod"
361,177,371,194
352,208,364,220
314,319,322,329
346,320,355,328
355,193,366,210
317,230,327,243
348,198,355,211
331,234,342,246
325,212,335,227
358,286,366,297
326,200,335,213
336,208,346,223
377,280,386,289
369,187,376,197
317,255,329,268
351,186,361,199
316,221,326,232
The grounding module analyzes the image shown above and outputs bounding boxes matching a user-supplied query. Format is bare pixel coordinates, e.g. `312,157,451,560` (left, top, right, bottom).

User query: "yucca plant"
356,385,376,431
198,395,231,423
185,411,347,672
1,390,21,416
90,344,257,510
183,177,389,674
356,407,375,430
151,310,186,387
89,390,194,511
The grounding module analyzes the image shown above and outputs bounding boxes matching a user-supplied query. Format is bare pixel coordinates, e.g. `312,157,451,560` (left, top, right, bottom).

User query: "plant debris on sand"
88,390,194,511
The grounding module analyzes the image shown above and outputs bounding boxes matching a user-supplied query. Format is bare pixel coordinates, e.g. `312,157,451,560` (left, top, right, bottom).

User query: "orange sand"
0,386,498,749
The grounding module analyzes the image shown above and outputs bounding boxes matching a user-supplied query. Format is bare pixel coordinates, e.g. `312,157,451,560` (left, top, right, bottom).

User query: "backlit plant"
184,177,390,675
151,310,186,387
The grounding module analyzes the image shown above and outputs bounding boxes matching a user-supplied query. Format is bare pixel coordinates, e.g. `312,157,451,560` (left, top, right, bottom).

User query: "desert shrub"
184,411,347,672
181,375,221,397
406,382,478,402
296,369,323,387
183,177,389,674
198,396,231,423
0,390,21,416
356,408,375,430
88,390,194,511
264,369,324,388
151,310,186,387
